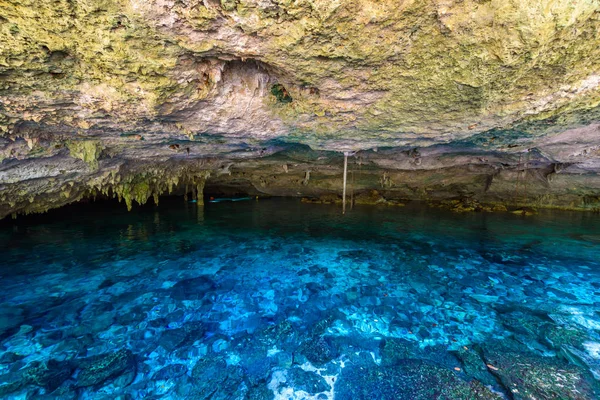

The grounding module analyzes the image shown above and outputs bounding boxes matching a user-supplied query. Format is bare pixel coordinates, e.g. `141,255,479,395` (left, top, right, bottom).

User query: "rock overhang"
1,0,600,217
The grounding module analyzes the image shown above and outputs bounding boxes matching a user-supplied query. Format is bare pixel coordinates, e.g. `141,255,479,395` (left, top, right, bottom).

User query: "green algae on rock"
336,358,503,400
66,139,104,170
482,345,599,400
76,349,135,388
0,0,600,217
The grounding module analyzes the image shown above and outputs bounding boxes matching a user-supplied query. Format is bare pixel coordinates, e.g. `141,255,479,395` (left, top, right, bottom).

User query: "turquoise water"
0,198,599,399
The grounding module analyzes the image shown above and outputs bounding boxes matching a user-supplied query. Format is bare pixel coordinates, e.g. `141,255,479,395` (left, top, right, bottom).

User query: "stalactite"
196,177,207,207
302,171,310,186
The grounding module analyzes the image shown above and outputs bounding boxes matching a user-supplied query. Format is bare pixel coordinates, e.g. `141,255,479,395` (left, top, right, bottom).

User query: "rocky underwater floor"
0,198,599,399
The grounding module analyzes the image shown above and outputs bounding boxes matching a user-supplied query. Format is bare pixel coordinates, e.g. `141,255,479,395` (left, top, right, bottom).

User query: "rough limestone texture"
1,0,600,217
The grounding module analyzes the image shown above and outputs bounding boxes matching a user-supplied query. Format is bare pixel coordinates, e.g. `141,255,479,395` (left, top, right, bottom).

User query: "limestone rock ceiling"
1,0,600,217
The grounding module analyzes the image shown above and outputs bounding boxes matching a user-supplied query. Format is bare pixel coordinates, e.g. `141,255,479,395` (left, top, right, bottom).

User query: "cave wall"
1,1,600,217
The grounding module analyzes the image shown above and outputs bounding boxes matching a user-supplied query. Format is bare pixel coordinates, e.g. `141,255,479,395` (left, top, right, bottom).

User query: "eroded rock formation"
1,0,600,217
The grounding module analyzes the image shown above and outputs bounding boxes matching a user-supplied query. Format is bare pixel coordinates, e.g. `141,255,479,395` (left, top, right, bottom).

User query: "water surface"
0,198,599,399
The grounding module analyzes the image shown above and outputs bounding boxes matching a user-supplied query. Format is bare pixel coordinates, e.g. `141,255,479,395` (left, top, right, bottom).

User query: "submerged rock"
154,364,188,381
157,320,205,353
380,338,419,366
335,358,501,400
76,349,135,388
482,345,599,399
246,385,274,400
451,345,497,387
159,328,189,352
286,367,330,394
190,356,244,399
469,294,499,304
300,336,338,365
543,324,590,350
257,320,297,349
561,345,600,381
242,355,274,386
170,276,215,300
24,359,75,392
0,305,25,336
0,352,24,364
0,358,75,396
0,375,24,398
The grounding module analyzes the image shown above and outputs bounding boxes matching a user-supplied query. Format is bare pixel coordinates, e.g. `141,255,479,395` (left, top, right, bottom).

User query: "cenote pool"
0,198,599,399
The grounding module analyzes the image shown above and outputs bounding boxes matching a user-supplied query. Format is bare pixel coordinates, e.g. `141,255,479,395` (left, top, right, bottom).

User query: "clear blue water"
0,198,599,399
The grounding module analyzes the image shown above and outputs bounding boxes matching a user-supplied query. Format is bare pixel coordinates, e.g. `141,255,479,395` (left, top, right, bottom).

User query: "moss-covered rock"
67,139,104,170
75,349,135,388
